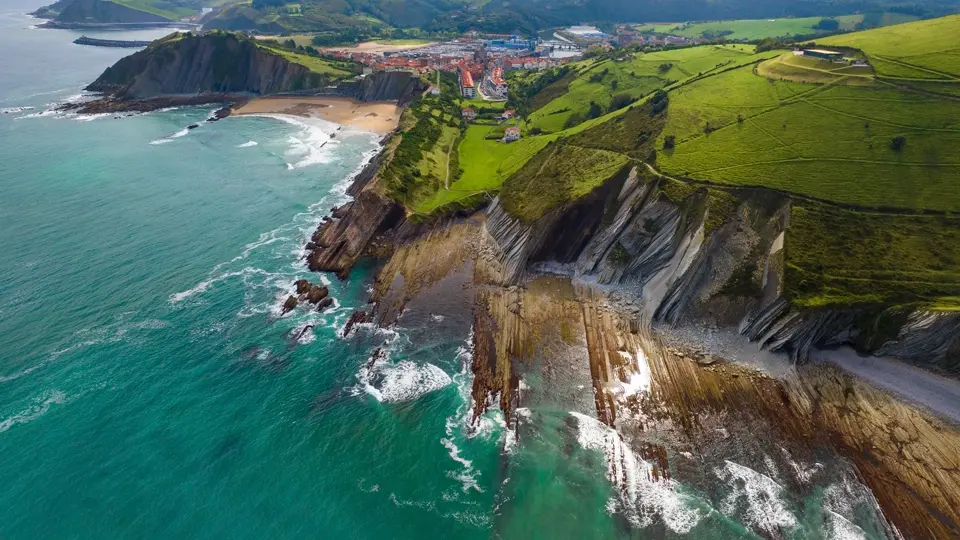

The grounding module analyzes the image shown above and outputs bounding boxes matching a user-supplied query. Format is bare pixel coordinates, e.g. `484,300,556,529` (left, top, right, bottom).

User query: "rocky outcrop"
306,148,405,278
38,0,170,24
340,72,428,105
85,33,334,100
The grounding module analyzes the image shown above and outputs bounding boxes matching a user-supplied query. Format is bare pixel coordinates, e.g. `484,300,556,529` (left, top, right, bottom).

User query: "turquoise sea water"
0,3,900,539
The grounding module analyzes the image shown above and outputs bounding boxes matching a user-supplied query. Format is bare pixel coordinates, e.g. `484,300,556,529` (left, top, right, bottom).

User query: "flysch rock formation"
307,158,960,538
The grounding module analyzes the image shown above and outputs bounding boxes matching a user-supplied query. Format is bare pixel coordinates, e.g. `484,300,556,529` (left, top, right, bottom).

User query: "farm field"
658,62,960,211
257,43,356,76
526,45,778,133
414,125,550,214
636,15,864,40
816,15,960,80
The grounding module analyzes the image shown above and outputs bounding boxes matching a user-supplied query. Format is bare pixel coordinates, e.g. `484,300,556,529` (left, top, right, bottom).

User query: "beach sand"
233,97,401,134
321,40,435,54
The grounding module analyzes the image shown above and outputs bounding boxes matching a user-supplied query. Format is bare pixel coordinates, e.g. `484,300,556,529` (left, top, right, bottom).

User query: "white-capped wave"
571,412,704,533
150,138,173,145
247,113,338,169
237,140,258,148
714,459,797,535
0,390,67,433
170,267,276,304
171,128,190,138
366,360,451,403
1,106,34,114
73,113,111,122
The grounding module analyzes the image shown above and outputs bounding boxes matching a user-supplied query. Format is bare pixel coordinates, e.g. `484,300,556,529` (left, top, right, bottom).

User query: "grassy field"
110,0,196,19
785,202,960,308
816,15,960,80
526,45,777,133
636,15,865,40
499,144,631,222
658,62,960,211
256,44,356,77
414,124,550,214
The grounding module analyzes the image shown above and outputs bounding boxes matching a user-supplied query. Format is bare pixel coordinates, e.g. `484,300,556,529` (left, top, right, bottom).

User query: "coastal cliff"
86,33,335,99
33,0,170,24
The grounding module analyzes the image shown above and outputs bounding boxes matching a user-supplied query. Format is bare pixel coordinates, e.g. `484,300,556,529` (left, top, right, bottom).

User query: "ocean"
0,2,896,539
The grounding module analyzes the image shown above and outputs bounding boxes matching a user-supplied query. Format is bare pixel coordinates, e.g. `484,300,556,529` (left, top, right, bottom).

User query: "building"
460,68,476,98
803,49,844,61
504,127,521,142
499,109,516,121
461,108,477,122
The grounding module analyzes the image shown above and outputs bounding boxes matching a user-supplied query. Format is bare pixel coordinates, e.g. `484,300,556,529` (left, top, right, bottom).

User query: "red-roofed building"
504,126,521,142
461,108,477,121
460,67,476,98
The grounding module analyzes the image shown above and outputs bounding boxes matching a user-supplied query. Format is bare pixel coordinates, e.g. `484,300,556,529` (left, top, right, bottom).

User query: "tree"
609,93,634,111
890,136,907,151
564,113,585,129
814,18,841,31
587,101,603,119
663,135,676,149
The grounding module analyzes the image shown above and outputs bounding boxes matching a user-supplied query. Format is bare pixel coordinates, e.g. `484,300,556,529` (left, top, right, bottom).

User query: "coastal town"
319,24,712,105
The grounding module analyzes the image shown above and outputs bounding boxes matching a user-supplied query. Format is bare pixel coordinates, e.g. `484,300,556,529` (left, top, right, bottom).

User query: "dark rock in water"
317,297,334,311
292,324,315,343
281,295,298,315
305,242,317,250
187,123,199,130
343,310,368,337
295,279,312,295
306,285,329,304
208,105,233,122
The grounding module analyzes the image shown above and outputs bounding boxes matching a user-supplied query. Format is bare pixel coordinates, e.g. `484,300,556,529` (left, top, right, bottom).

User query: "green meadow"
636,15,865,40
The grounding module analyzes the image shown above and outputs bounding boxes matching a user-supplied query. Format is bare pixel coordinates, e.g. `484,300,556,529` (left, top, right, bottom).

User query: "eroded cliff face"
86,33,329,99
478,166,960,374
358,216,959,538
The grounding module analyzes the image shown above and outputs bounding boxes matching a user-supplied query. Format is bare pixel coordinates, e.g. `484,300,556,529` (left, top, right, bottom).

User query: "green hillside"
816,14,960,80
636,15,866,40
386,14,960,310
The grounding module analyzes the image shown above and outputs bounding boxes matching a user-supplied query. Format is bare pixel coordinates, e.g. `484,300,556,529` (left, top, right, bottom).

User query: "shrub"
587,101,603,119
663,135,675,149
564,113,585,129
658,63,673,73
610,79,619,90
609,93,635,111
814,18,841,31
890,136,907,151
608,242,631,267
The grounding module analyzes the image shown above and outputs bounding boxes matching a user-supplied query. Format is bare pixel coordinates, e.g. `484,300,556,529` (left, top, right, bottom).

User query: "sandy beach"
233,96,401,134
321,40,435,54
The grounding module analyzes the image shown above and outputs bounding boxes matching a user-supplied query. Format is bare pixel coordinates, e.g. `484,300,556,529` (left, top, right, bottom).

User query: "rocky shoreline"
291,159,960,537
59,94,247,116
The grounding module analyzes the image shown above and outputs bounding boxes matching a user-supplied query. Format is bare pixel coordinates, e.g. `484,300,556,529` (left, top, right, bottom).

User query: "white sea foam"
169,267,277,304
73,113,112,122
0,390,67,433
826,510,869,540
371,360,451,402
570,412,704,533
714,460,798,535
237,140,258,148
1,106,34,114
247,113,339,169
171,127,190,138
149,138,174,145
